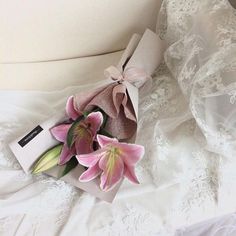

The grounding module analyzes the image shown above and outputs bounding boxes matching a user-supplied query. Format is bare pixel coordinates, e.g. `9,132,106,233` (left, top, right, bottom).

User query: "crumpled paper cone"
73,29,166,140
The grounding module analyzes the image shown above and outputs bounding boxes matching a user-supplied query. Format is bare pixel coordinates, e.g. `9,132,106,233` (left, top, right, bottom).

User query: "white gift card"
9,112,65,173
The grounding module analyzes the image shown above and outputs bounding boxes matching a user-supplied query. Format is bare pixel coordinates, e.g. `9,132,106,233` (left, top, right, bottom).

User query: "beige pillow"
0,0,161,89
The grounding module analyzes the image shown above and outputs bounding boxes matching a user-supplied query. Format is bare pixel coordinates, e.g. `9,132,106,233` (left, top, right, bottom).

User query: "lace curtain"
157,0,236,158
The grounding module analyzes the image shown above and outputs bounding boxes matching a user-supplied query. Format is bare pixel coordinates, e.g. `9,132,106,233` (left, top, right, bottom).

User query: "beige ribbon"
104,66,151,89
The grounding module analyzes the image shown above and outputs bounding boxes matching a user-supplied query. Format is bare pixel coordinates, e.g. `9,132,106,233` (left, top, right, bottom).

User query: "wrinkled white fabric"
1,0,236,235
175,212,236,236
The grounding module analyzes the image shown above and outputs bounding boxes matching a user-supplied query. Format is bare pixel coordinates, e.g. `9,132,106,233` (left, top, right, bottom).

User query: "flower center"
73,122,93,141
105,146,120,176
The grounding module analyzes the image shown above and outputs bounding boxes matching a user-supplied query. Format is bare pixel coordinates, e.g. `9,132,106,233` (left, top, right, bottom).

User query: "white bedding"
1,0,236,235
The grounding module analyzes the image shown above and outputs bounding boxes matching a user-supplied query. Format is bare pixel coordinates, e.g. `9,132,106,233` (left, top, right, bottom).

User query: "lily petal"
97,134,118,147
76,149,104,167
74,136,93,154
85,112,103,135
79,164,102,182
66,96,81,120
99,154,124,191
59,144,75,165
124,165,140,184
51,124,71,142
119,143,144,166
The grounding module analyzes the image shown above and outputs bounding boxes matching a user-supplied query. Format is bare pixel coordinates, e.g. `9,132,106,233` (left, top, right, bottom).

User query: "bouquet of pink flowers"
33,96,144,191
10,29,165,200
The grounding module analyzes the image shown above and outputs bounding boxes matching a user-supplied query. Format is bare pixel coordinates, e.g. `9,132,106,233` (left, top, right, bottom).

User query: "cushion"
0,0,161,90
0,0,161,62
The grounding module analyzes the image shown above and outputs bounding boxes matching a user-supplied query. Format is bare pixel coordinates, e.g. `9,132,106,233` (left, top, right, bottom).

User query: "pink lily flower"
51,111,103,165
66,96,82,120
77,135,144,191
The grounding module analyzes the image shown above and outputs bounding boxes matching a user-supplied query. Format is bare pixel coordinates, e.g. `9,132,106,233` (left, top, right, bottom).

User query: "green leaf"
60,157,78,177
67,115,84,148
83,111,90,117
32,144,63,174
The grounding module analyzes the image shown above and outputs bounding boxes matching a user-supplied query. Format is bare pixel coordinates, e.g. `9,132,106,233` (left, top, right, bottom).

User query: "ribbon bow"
104,66,150,89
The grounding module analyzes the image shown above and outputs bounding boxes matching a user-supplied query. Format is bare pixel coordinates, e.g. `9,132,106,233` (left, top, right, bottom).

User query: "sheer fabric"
0,0,236,235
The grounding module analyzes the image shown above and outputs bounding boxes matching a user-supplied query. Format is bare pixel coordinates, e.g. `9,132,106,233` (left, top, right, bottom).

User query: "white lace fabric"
1,0,236,235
